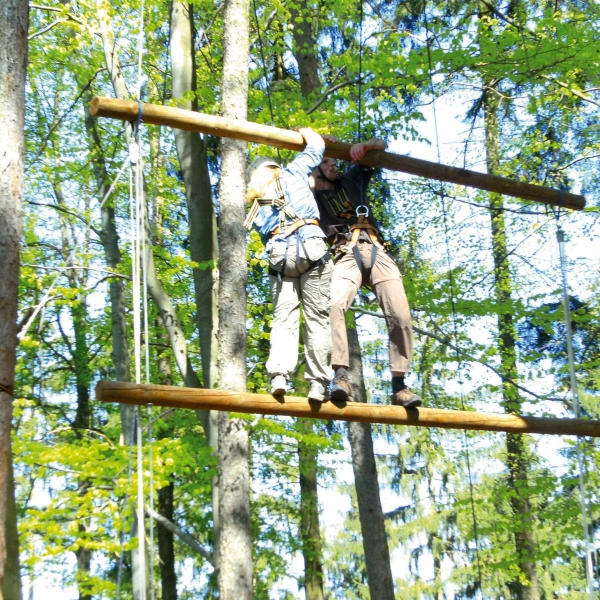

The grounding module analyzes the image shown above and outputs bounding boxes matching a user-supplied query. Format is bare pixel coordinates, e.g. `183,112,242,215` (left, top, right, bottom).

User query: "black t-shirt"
314,164,381,241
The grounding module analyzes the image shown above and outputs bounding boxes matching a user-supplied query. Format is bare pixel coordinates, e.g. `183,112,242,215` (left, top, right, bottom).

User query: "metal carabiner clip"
356,204,369,217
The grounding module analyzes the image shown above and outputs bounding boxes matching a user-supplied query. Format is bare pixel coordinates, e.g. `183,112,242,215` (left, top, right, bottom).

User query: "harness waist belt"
271,218,320,237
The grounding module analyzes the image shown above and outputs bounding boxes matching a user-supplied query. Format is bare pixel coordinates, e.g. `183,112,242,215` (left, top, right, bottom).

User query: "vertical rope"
555,221,595,600
251,0,282,163
135,405,147,600
147,403,155,600
424,5,483,594
357,0,363,142
116,416,136,600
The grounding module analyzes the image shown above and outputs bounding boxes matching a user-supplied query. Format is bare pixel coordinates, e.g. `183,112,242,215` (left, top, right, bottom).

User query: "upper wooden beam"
96,381,600,437
90,97,585,211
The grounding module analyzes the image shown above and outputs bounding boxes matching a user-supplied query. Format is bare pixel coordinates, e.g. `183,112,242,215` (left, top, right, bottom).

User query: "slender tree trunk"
0,3,28,597
54,185,95,599
169,0,220,390
216,0,252,597
157,483,177,600
289,0,321,98
347,320,395,600
3,461,22,600
80,87,133,439
154,207,178,599
482,71,539,600
298,419,325,600
169,1,222,562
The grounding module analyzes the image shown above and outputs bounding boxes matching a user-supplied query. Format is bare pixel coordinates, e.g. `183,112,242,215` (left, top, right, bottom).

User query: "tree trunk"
54,184,95,599
80,86,133,440
169,0,220,390
298,419,325,600
216,0,252,597
158,482,177,600
2,460,23,600
169,0,222,560
482,69,539,600
289,0,321,98
0,2,28,596
153,210,178,599
346,319,395,600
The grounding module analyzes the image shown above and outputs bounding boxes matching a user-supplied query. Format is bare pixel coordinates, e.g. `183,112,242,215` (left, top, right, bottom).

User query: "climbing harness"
245,172,329,281
317,182,385,273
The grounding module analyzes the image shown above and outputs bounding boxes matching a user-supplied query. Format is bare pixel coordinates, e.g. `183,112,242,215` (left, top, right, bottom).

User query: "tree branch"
306,78,361,115
146,507,214,565
542,74,600,109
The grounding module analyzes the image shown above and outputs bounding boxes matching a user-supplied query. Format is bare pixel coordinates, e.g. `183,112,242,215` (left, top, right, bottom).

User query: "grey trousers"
266,236,333,384
331,241,413,373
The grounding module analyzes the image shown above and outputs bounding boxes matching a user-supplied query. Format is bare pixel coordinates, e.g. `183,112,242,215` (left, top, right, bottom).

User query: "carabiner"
356,204,369,217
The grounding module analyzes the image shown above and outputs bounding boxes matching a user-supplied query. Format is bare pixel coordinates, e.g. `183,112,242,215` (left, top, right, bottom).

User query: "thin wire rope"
132,0,155,593
116,414,136,600
514,2,597,590
357,0,363,141
251,0,282,163
129,143,147,600
554,215,596,600
135,404,147,600
423,6,484,593
147,403,155,600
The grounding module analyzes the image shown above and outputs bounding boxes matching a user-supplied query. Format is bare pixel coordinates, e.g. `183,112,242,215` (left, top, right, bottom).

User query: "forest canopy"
7,0,600,598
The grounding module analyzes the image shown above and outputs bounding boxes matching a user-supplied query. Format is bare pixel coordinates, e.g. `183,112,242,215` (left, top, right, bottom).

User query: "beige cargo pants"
331,240,413,372
266,236,333,385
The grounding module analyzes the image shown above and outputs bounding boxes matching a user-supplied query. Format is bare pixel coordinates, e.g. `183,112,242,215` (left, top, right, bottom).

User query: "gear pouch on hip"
268,235,292,272
302,237,329,263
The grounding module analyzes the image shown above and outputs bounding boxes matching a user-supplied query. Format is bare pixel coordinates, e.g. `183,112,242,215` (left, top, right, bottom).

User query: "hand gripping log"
90,97,585,211
96,381,600,437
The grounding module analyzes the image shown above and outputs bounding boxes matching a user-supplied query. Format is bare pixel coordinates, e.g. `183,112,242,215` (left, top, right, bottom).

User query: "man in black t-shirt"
310,139,421,408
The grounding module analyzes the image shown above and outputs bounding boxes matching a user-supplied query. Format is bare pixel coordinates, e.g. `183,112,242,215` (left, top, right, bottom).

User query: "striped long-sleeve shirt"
253,138,325,246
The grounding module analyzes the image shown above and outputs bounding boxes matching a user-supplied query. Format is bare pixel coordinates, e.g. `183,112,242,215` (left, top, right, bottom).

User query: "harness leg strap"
352,245,363,274
370,244,378,269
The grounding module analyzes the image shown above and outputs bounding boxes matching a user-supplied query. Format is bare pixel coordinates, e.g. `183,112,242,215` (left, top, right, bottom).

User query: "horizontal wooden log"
90,96,585,211
96,381,600,437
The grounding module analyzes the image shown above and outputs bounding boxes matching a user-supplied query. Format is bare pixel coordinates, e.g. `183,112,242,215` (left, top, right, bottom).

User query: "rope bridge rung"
96,381,600,437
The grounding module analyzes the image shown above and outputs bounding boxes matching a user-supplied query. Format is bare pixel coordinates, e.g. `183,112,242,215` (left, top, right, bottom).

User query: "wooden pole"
90,97,585,211
96,381,600,437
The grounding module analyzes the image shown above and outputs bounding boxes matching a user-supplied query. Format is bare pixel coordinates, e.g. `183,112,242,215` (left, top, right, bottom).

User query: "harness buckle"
356,204,369,218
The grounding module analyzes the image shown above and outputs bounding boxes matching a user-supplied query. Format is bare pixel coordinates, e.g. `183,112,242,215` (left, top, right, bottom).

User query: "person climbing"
246,127,333,402
310,137,421,408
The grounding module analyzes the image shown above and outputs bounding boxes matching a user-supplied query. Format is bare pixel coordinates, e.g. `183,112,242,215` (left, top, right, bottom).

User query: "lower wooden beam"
89,97,585,211
96,381,600,437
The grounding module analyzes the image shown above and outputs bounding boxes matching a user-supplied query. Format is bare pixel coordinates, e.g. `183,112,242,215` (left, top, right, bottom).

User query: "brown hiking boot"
391,387,422,409
331,369,352,402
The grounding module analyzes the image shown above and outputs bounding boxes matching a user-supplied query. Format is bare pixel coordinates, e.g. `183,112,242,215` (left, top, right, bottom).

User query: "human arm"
298,127,325,149
349,138,387,163
287,127,325,175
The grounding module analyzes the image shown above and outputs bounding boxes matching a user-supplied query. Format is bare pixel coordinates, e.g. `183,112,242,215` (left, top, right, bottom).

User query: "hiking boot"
331,369,352,402
391,387,422,409
308,381,327,402
270,375,287,396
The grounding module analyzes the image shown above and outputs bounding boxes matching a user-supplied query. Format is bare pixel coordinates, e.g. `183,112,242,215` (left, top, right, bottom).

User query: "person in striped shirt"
246,127,332,402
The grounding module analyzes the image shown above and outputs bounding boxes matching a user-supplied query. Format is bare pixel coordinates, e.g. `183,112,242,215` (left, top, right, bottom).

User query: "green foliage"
17,0,600,597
